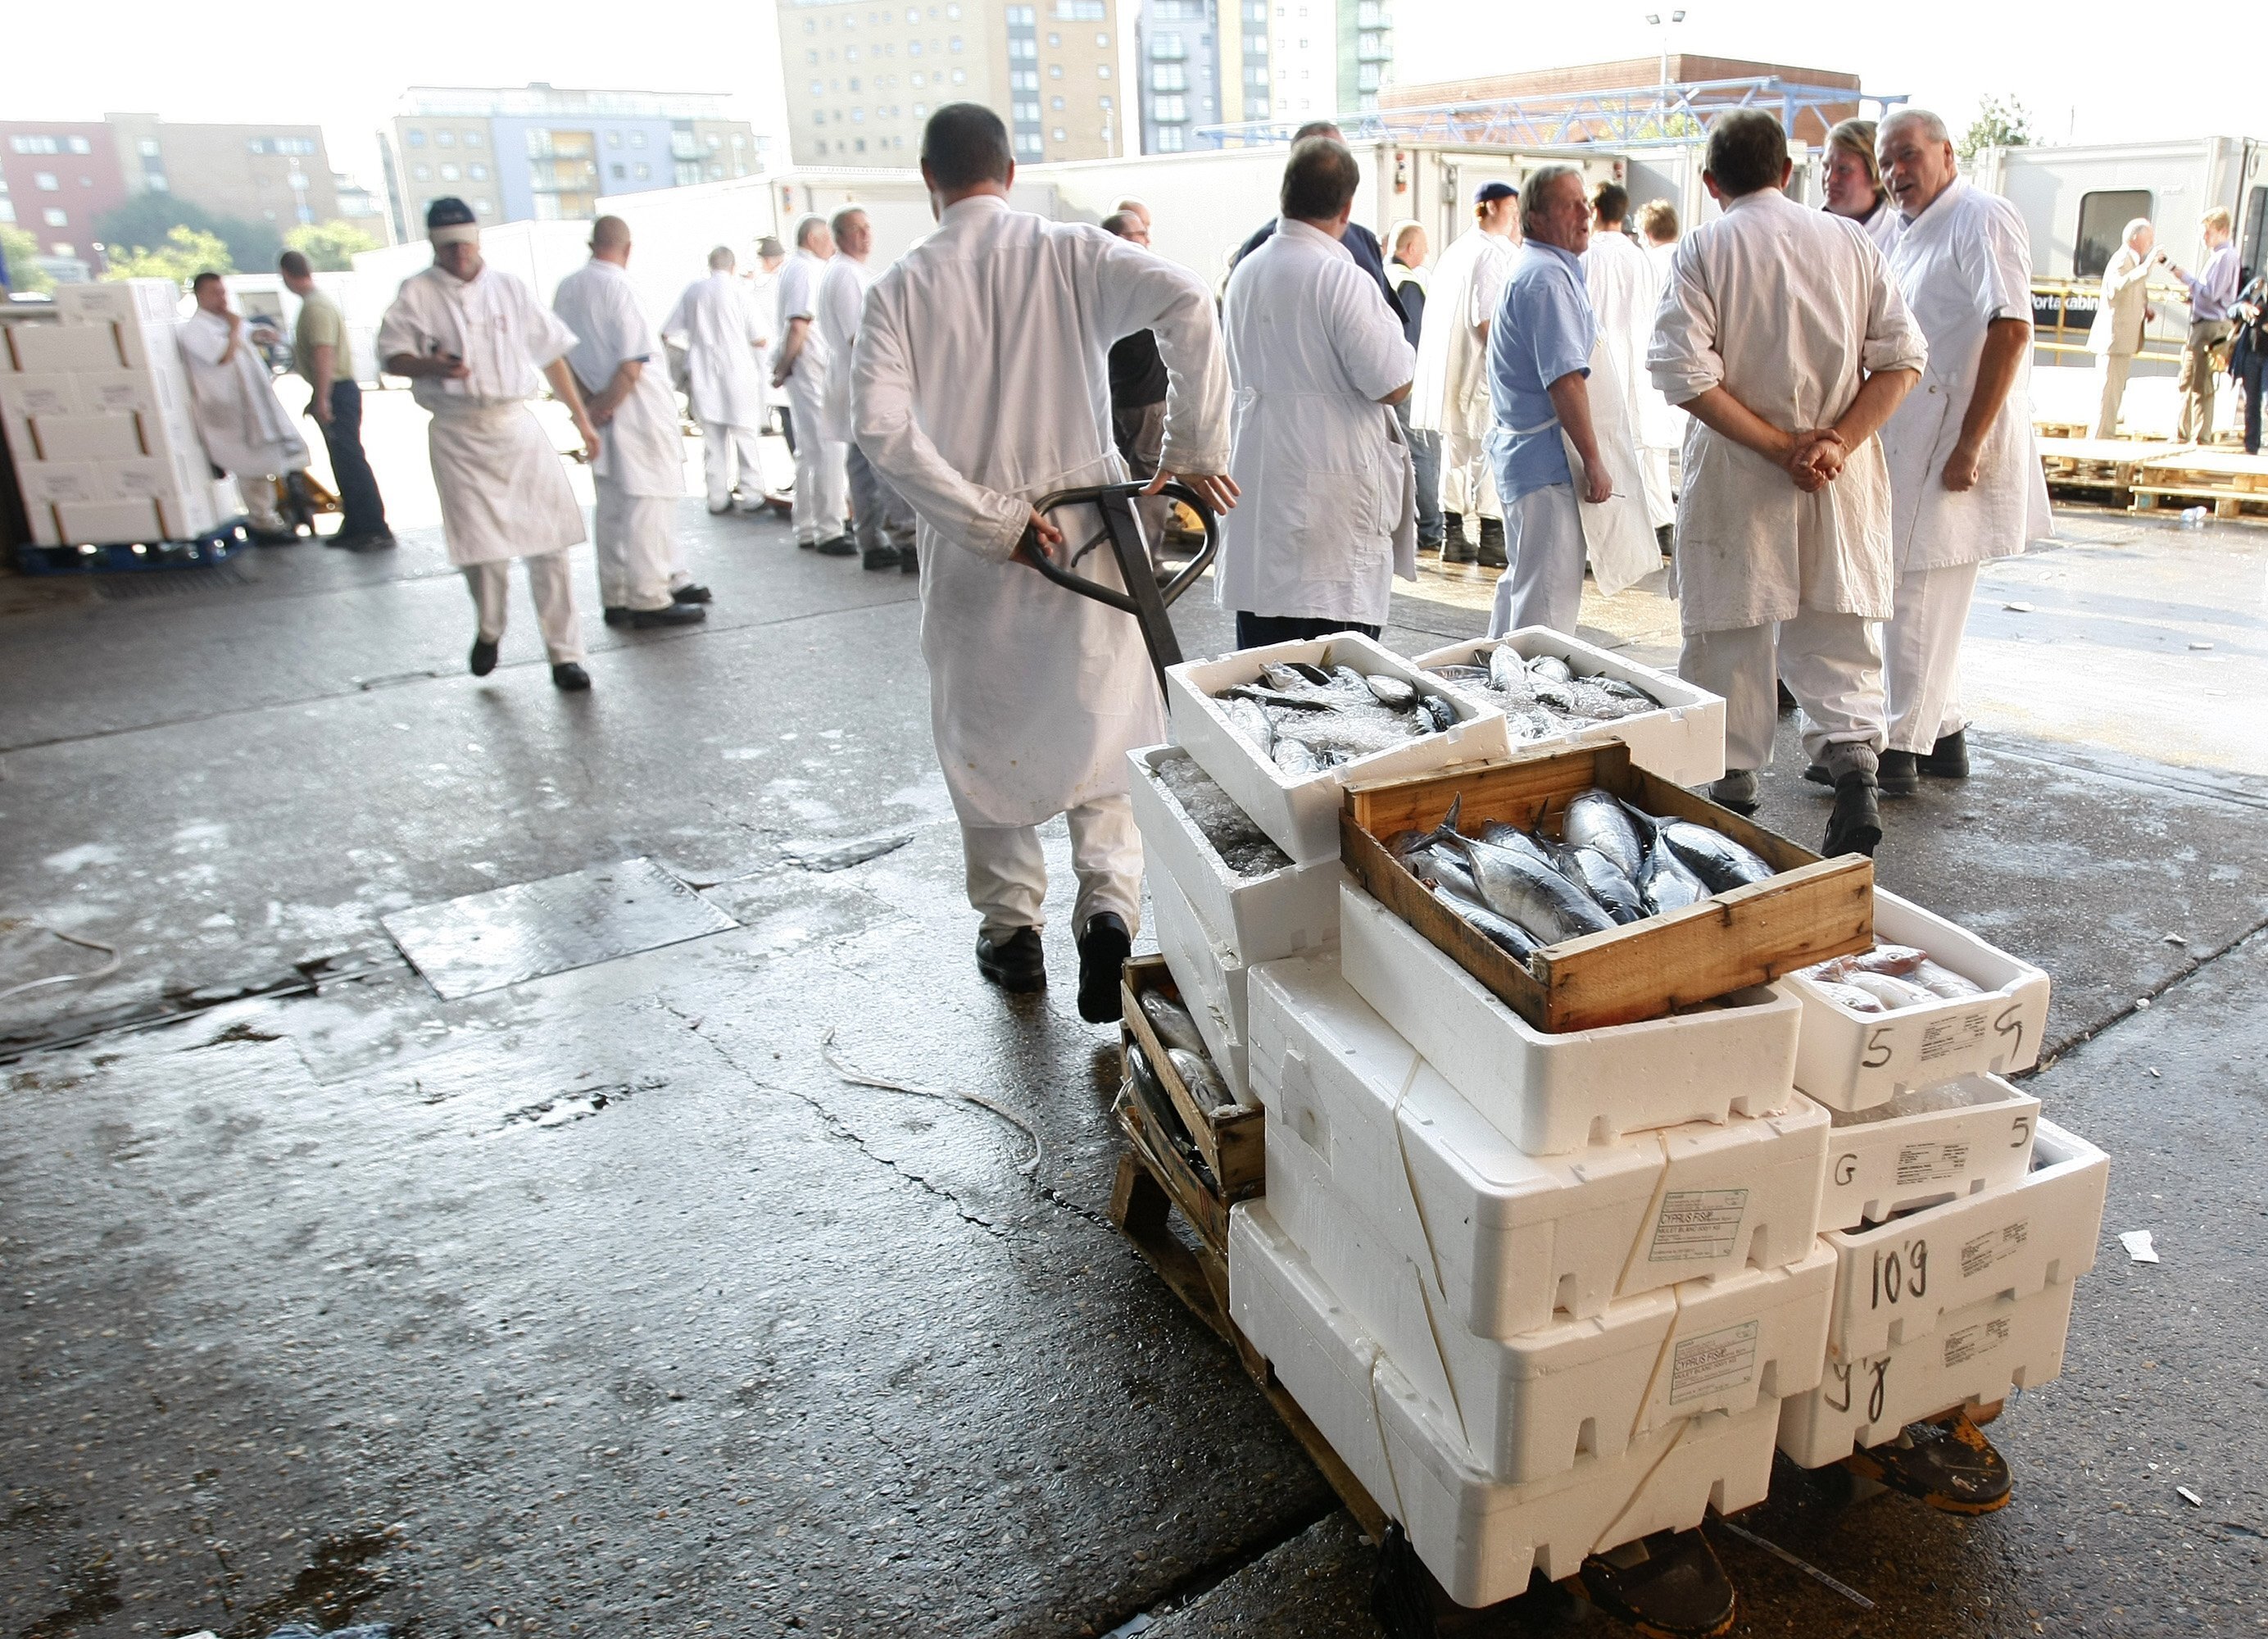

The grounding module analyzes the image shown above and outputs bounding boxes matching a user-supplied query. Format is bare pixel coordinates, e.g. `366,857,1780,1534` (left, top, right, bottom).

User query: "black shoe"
603,606,633,627
551,661,592,692
628,602,706,628
1441,539,1479,565
814,534,857,557
863,545,899,570
337,531,397,552
976,926,1046,992
672,583,712,605
1877,749,1921,797
1476,519,1508,570
899,544,919,574
1776,679,1799,715
248,526,299,546
798,537,818,550
469,638,499,676
1656,523,1675,559
1076,913,1132,1024
1825,771,1882,858
1920,729,1970,779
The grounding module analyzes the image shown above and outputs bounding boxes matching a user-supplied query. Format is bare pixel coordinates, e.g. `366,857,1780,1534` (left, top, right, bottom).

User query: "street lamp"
1644,10,1686,92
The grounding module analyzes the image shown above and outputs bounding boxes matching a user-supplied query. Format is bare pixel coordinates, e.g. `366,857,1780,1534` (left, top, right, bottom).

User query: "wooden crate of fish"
1781,889,2051,1112
1818,1074,2039,1233
1122,953,1263,1203
1414,629,1726,788
1127,743,1342,966
1165,633,1511,865
1340,743,1872,1034
1150,866,1257,1104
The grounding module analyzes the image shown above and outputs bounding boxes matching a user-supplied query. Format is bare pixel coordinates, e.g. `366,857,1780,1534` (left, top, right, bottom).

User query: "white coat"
1581,228,1676,529
1857,198,1902,257
552,257,685,499
176,310,308,477
1649,188,1929,634
1411,227,1517,512
815,252,879,446
375,261,586,566
853,194,1231,829
662,271,769,428
1880,179,2052,574
2086,243,2154,358
770,249,833,419
1221,219,1417,626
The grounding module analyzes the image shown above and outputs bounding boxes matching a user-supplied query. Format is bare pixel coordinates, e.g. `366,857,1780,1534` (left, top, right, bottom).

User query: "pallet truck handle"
1015,480,1219,694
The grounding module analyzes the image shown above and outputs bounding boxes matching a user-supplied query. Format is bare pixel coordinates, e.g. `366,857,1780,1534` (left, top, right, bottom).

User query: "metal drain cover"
383,858,737,999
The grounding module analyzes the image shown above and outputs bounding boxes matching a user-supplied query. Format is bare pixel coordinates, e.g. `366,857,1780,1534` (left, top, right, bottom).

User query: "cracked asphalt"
2,396,2266,1637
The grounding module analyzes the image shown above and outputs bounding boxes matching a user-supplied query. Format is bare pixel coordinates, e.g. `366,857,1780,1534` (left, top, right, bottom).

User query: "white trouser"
238,474,285,530
1884,561,1980,754
2093,353,2134,441
1486,483,1585,637
1682,609,1885,774
960,796,1143,943
592,475,677,612
846,444,917,553
462,550,583,664
791,431,849,544
702,420,764,511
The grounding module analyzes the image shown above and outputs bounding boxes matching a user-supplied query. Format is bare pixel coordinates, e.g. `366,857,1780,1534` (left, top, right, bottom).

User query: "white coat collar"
940,193,1012,228
1900,175,1968,233
1277,217,1354,260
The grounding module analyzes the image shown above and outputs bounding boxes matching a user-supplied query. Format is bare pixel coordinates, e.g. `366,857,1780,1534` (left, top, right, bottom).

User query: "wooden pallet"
2127,447,2268,518
2037,437,2196,507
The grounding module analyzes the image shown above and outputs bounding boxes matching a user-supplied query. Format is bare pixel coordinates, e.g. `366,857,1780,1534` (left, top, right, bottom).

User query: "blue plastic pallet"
14,518,252,576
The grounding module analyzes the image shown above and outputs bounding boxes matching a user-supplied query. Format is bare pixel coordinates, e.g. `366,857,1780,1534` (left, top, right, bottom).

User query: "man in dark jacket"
1385,220,1443,554
1103,210,1173,547
1231,121,1404,325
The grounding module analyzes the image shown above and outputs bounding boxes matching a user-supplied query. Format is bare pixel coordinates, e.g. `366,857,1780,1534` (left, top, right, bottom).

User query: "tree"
1958,96,2031,161
102,226,234,286
284,219,380,271
1,223,55,296
93,193,280,276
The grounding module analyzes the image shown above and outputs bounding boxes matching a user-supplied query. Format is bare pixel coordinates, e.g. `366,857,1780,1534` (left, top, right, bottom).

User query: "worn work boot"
1824,774,1882,857
815,533,857,558
603,606,633,627
1476,516,1508,570
1440,512,1477,565
976,926,1046,993
1920,729,1970,779
863,543,899,571
469,637,500,677
1657,522,1676,559
550,661,592,692
1706,769,1759,814
1876,749,1921,797
1076,913,1133,1024
900,543,919,574
1842,1410,2012,1514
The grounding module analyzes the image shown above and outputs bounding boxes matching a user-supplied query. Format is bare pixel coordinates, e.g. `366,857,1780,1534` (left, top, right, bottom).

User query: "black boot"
1919,729,1970,779
1076,913,1132,1024
1825,771,1882,857
1876,749,1921,797
976,926,1046,992
1476,516,1508,570
1440,511,1476,565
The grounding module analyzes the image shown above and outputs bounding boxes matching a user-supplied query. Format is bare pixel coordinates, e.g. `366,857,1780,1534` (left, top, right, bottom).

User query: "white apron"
1560,335,1660,598
428,404,587,566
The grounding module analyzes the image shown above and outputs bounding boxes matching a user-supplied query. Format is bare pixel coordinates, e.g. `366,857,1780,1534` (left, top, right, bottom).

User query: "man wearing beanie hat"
377,197,603,690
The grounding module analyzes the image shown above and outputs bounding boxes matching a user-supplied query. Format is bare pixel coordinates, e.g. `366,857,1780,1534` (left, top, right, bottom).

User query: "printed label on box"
1940,1315,2012,1369
1670,1320,1759,1404
1894,1141,1971,1186
1959,1219,2030,1278
1649,1188,1749,1262
1920,1010,1990,1063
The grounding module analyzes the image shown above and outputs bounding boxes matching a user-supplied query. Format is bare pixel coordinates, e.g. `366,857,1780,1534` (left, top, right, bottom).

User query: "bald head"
709,245,737,271
591,216,632,265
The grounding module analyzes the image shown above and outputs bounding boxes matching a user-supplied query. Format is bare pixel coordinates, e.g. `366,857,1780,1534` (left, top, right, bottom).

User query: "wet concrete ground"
3,420,2266,1637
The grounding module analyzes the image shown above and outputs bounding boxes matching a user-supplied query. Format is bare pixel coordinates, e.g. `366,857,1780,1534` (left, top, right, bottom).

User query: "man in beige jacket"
2086,219,2162,438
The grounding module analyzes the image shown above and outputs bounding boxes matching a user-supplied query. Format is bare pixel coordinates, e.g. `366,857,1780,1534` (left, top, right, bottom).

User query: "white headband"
429,223,479,247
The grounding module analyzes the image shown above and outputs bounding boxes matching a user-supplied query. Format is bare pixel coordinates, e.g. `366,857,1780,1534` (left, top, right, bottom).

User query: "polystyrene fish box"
1247,952,1828,1334
25,412,145,462
1127,744,1342,966
0,371,81,418
7,323,127,375
1413,629,1726,788
19,461,103,506
1265,1123,1833,1482
1818,1075,2040,1233
1787,891,2052,1112
55,498,164,545
56,278,182,329
1826,1118,2106,1364
102,448,208,503
153,483,223,541
1339,883,1800,1154
1165,633,1510,865
1228,1202,1781,1609
1150,865,1253,1105
1778,1278,2077,1469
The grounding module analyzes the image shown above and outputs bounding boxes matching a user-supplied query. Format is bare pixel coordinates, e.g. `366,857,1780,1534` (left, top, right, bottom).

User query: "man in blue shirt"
1482,163,1614,635
2169,207,2240,441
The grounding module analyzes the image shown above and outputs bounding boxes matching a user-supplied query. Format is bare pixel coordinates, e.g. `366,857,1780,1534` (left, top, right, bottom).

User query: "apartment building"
1133,0,1389,152
779,0,1125,168
106,114,341,232
0,123,129,263
381,85,765,240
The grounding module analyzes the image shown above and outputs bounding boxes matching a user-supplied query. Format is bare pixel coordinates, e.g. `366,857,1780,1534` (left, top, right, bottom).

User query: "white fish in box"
1127,745,1341,965
1818,1074,2040,1232
1247,951,1828,1333
1779,1279,2078,1468
1786,890,2050,1111
1825,1118,2106,1364
1264,1122,1834,1483
1229,1202,1781,1609
1413,628,1726,788
1338,883,1799,1155
1164,633,1510,865
1150,866,1254,1106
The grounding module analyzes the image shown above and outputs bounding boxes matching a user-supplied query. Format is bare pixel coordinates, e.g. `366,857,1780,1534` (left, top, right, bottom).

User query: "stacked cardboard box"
2,280,229,547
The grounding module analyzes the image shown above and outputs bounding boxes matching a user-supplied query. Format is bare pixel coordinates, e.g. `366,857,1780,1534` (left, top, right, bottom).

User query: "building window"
1050,63,1064,77
411,164,430,180
1357,62,1379,90
406,129,426,147
0,201,12,223
34,172,59,191
1157,126,1186,152
1151,95,1186,121
469,162,488,180
441,162,460,179
1150,32,1186,57
1152,62,1186,90
1097,32,1109,45
632,130,648,148
914,102,928,116
465,131,484,148
607,129,622,148
611,162,627,179
2075,189,2153,279
434,130,455,148
1358,30,1388,59
43,208,68,227
1048,31,1061,45
138,138,161,157
951,66,966,81
1053,0,1104,14
1015,133,1043,157
1051,94,1065,109
11,136,54,153
950,34,964,49
1097,64,1109,76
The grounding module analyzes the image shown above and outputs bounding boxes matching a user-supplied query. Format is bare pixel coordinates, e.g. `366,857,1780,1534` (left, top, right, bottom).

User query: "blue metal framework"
1193,75,1907,150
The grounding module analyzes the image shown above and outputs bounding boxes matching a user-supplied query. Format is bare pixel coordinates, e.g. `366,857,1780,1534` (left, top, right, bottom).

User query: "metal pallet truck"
1041,486,1736,1639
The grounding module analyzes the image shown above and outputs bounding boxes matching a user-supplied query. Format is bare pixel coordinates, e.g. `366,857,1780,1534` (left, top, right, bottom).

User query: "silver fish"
1167,1045,1236,1112
1476,820,1562,871
1454,833,1618,943
1656,821,1776,892
1558,845,1647,924
1402,841,1485,905
1432,882,1541,959
1417,693,1456,733
1272,737,1327,775
1526,654,1575,685
1636,847,1708,915
1563,788,1648,879
1222,696,1275,752
1140,990,1209,1057
1364,674,1418,709
1488,644,1532,694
